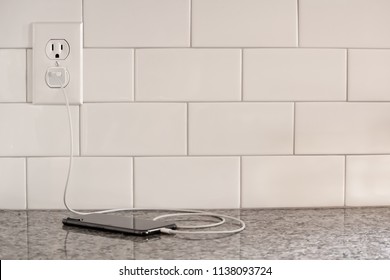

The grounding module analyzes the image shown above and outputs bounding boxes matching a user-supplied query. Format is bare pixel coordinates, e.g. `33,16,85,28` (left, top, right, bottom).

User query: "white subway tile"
242,156,344,208
244,49,346,101
0,50,26,102
84,49,134,102
84,0,190,47
189,103,293,155
346,156,390,206
192,0,297,47
300,0,390,47
0,0,81,48
81,103,186,156
0,104,79,156
0,158,26,209
134,157,239,208
136,49,241,101
27,157,132,209
349,50,390,101
296,103,390,154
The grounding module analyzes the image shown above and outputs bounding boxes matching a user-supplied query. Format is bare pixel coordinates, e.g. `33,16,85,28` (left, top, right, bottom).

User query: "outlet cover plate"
32,22,83,105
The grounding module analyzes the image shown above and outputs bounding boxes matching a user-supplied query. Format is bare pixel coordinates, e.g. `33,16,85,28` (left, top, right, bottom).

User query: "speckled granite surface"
1,208,390,259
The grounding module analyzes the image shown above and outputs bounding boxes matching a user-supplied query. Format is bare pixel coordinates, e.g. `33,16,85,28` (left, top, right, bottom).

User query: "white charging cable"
54,70,245,235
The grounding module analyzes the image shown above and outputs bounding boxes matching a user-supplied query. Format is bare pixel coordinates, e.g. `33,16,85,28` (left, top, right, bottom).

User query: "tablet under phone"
62,213,177,236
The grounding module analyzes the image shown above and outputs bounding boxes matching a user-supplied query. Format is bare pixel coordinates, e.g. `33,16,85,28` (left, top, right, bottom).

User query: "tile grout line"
81,100,390,104
10,46,390,50
346,49,349,101
293,102,296,154
82,0,85,47
344,49,348,207
81,46,390,49
133,49,136,101
189,0,193,47
296,0,300,47
10,100,390,104
79,106,82,156
80,0,84,157
25,49,28,102
186,103,189,155
240,49,244,101
2,153,390,158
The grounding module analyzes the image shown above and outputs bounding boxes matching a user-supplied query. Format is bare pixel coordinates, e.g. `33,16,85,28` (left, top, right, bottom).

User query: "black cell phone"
62,213,177,236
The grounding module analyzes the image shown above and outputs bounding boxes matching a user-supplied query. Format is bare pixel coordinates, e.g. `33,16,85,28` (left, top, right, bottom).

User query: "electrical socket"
46,39,70,60
32,23,83,105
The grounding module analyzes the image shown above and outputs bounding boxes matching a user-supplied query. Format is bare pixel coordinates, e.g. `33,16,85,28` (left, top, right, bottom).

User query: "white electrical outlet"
46,39,70,60
32,23,83,105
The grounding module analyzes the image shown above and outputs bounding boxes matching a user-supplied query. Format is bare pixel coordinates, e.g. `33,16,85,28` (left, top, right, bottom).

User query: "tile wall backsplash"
1,0,390,209
0,159,26,209
0,50,26,102
81,103,186,156
192,0,297,47
243,49,346,101
83,0,190,47
299,0,390,47
135,49,241,101
242,156,345,208
189,103,294,155
134,157,240,208
0,104,80,156
0,0,81,48
27,157,133,209
348,50,390,101
295,103,390,154
84,49,134,102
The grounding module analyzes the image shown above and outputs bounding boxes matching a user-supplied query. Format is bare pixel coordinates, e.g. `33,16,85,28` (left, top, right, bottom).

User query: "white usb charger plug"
46,66,70,88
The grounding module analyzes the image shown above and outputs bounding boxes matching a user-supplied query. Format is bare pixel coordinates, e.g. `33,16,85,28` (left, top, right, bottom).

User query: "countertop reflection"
2,208,390,259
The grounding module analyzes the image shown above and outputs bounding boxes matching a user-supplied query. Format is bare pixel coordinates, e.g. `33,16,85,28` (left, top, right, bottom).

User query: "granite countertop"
1,208,390,259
